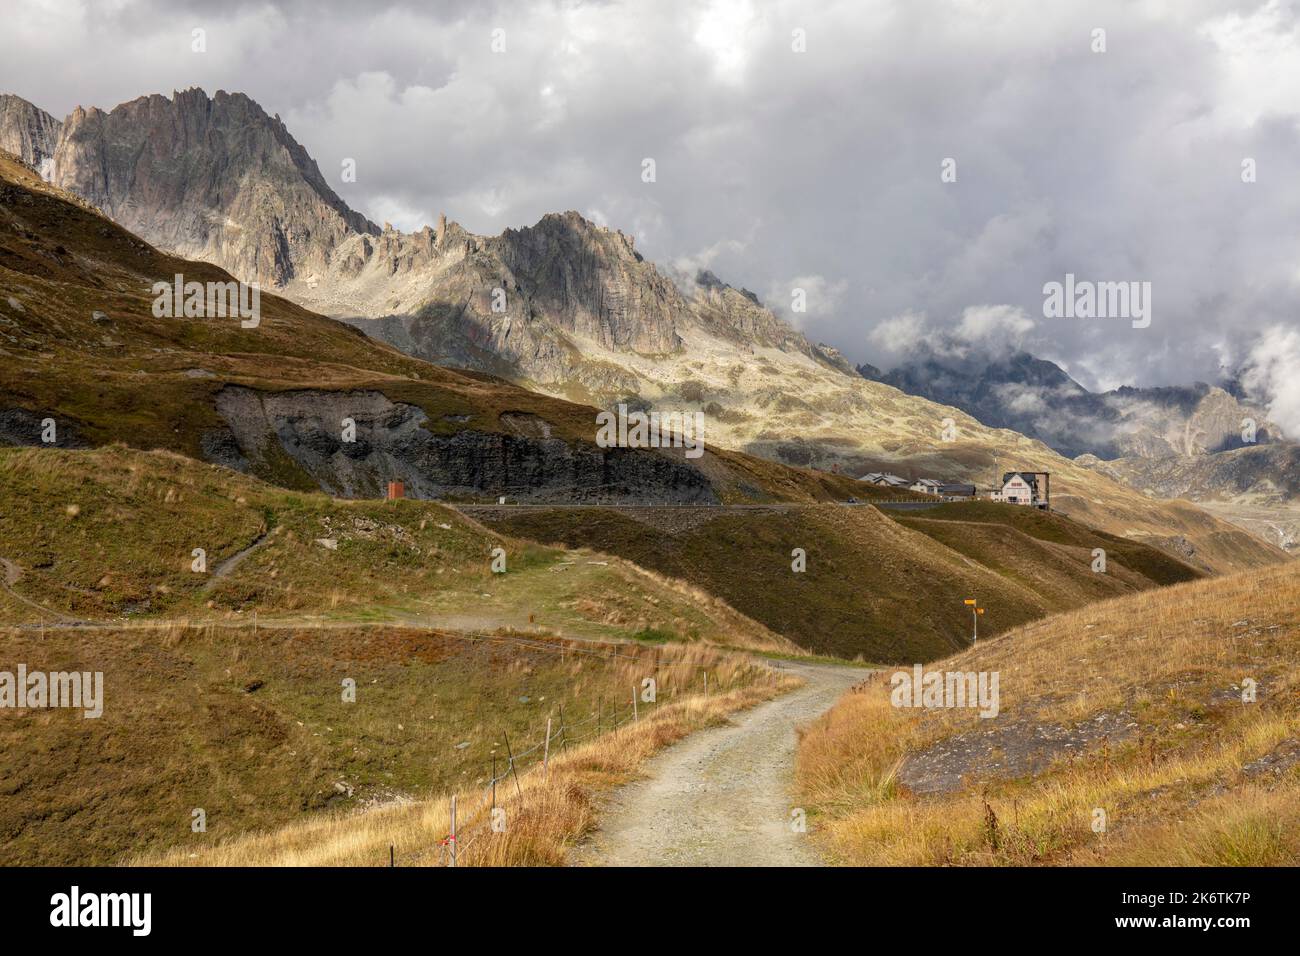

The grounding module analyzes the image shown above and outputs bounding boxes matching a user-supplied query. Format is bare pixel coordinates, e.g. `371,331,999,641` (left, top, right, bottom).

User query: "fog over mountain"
855,309,1300,552
857,306,1289,457
4,0,1300,427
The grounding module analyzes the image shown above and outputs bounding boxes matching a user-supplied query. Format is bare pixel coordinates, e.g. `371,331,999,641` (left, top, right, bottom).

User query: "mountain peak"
507,210,640,258
40,86,378,285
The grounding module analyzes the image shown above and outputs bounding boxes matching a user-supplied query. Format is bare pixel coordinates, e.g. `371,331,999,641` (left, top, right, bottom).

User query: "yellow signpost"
964,598,984,643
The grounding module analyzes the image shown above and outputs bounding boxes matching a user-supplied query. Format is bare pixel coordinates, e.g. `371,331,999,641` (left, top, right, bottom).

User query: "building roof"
859,472,909,486
1002,471,1040,490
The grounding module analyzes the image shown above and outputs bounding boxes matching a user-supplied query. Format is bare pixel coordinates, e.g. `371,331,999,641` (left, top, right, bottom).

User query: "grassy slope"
0,445,795,653
890,501,1201,604
797,560,1300,865
464,501,1202,662
136,646,798,867
0,622,782,865
1,441,1199,663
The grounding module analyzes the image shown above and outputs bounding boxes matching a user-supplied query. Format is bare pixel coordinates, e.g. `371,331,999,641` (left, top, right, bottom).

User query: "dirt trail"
0,557,87,624
570,661,865,867
200,528,273,593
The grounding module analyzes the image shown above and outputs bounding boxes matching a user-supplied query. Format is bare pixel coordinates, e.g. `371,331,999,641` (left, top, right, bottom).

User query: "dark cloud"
4,0,1300,397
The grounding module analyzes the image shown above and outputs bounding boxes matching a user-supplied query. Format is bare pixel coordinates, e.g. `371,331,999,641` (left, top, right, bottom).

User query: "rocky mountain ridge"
0,89,844,394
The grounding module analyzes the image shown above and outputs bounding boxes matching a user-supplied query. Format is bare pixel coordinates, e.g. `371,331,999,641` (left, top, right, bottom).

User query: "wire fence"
26,613,749,867
407,658,722,867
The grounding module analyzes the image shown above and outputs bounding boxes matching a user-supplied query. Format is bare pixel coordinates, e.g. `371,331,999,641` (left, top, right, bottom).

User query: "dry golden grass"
796,560,1300,866
136,644,798,866
1098,785,1300,866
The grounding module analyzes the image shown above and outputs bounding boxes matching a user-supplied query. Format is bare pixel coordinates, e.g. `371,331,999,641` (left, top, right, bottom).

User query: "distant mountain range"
858,350,1300,551
0,86,1288,571
856,351,1279,460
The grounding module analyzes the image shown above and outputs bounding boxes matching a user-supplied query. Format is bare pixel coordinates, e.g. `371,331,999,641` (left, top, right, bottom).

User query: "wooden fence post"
449,794,457,868
543,717,552,776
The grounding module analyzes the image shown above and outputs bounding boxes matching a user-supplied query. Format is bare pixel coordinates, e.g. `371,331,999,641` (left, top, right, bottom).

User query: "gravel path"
570,662,865,867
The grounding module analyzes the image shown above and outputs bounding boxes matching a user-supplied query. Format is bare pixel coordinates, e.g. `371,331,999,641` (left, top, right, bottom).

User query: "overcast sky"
4,0,1300,412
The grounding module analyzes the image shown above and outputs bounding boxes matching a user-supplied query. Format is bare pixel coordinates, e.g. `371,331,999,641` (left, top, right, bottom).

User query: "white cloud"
1199,0,1300,129
765,273,848,328
1242,324,1300,440
671,234,753,286
869,310,931,356
867,303,1035,363
692,0,759,85
955,305,1035,345
997,385,1049,414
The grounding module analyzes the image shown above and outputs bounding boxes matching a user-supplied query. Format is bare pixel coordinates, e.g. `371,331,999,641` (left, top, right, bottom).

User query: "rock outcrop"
207,386,718,503
0,94,61,181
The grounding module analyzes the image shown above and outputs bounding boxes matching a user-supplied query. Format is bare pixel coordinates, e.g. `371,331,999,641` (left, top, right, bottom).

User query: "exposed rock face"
1099,443,1300,504
304,212,690,392
0,408,88,448
207,386,718,503
490,212,683,354
1107,384,1276,458
4,88,378,287
0,95,61,181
